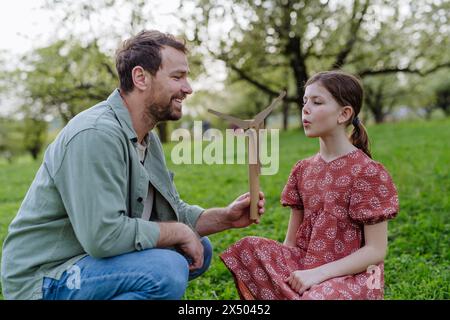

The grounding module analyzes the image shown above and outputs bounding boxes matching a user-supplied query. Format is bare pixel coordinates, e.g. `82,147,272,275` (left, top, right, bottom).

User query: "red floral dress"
220,149,399,300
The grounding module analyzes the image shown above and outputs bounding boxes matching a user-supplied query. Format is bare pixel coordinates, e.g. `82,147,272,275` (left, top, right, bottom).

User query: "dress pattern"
220,149,399,300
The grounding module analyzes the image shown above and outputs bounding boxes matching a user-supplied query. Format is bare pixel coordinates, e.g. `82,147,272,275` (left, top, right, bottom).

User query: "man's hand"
177,224,204,271
158,222,204,271
194,192,265,236
285,268,326,295
225,191,265,228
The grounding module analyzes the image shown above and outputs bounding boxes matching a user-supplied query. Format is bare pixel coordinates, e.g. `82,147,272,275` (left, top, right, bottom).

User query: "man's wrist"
195,207,233,236
208,207,233,229
157,222,191,247
221,206,235,228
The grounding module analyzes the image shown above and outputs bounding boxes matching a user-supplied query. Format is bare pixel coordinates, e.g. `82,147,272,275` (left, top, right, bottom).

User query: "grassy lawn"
0,118,449,299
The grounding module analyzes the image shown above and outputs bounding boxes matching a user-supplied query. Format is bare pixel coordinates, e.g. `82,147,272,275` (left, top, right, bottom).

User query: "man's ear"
131,66,150,91
338,106,354,125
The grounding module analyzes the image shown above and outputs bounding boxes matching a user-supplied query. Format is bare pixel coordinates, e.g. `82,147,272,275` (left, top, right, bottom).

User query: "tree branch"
229,64,297,103
332,0,370,69
359,61,450,77
206,44,298,103
421,62,450,76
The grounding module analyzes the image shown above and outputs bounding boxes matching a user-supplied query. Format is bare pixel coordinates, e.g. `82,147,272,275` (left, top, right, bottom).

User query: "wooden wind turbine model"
208,91,286,220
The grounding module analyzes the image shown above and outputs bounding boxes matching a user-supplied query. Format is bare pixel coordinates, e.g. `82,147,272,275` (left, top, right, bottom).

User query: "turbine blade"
253,90,286,126
208,109,250,129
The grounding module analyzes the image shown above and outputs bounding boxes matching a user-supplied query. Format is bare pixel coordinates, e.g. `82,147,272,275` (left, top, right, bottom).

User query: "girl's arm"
286,221,388,294
317,221,388,279
283,208,304,247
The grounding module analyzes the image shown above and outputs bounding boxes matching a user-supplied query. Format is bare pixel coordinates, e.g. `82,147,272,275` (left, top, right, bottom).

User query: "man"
1,30,265,300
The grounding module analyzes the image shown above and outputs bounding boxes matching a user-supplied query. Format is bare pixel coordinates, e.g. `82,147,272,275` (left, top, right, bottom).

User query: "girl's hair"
305,70,372,158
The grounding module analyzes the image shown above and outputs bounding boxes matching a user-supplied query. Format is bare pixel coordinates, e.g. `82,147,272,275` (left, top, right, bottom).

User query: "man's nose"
182,80,193,95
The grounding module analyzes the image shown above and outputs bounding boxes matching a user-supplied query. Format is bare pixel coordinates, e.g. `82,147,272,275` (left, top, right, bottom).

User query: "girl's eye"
303,99,322,105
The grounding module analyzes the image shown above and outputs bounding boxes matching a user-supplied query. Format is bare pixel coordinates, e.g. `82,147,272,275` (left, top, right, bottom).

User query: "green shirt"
1,89,204,300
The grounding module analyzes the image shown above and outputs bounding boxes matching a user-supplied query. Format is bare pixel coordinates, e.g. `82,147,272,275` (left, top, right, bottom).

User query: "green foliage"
434,78,450,116
0,116,448,300
181,0,450,123
21,40,117,124
0,115,49,162
0,117,26,162
22,117,48,160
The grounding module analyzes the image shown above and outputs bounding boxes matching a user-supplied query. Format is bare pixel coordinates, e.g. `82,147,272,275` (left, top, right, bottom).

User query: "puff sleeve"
280,160,304,210
349,162,399,224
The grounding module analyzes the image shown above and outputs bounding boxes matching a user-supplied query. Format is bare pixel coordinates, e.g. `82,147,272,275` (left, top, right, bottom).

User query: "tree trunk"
423,106,434,120
373,109,385,123
365,85,386,123
286,36,308,127
157,122,168,143
30,147,40,160
282,100,289,131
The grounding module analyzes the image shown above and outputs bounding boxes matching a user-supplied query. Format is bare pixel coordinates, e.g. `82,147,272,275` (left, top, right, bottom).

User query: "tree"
179,0,450,125
435,80,450,117
20,40,117,124
396,68,450,120
22,116,48,160
40,0,195,142
0,117,26,162
362,75,413,123
38,0,450,127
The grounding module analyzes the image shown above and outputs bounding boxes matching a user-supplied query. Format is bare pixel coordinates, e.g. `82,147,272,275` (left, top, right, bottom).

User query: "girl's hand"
285,268,326,295
283,240,297,247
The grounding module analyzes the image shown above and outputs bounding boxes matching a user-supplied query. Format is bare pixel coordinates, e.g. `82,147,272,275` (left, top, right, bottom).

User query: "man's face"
146,46,193,122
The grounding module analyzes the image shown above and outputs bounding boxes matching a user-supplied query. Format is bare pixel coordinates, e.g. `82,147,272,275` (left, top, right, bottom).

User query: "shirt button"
137,197,143,202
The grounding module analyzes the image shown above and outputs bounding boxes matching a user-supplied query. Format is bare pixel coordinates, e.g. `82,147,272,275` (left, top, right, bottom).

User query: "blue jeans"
41,237,212,300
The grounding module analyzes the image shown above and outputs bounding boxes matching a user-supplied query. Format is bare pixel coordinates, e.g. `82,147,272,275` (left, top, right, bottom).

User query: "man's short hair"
115,30,188,93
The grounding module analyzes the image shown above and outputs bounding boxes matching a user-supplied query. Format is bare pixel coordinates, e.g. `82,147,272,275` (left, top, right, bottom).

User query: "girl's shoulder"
348,152,398,199
353,150,393,178
348,151,399,224
289,153,319,172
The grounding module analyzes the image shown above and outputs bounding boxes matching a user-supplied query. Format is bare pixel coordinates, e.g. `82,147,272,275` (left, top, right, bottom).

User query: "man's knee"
201,236,213,270
146,249,189,299
187,237,213,281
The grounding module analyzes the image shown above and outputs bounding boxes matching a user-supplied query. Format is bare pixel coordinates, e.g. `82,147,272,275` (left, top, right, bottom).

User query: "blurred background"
0,0,449,159
0,0,449,300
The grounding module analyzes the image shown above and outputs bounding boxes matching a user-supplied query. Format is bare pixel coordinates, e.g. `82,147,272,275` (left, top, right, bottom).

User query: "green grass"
1,118,449,299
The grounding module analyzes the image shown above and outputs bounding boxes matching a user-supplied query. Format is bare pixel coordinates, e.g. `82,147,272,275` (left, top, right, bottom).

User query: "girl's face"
302,82,346,138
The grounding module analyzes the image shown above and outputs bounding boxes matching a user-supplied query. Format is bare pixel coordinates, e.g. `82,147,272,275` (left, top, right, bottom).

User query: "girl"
220,70,399,300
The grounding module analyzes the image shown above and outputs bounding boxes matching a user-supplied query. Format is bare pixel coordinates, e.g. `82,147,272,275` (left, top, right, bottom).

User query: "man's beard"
146,96,183,122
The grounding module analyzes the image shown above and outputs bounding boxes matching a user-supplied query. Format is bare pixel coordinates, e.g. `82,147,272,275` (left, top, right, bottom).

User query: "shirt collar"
107,88,139,143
